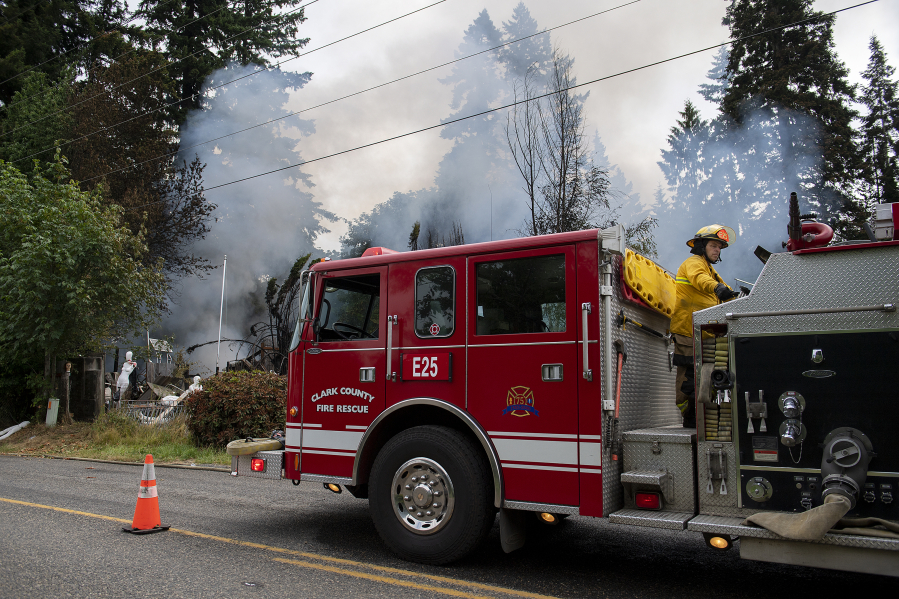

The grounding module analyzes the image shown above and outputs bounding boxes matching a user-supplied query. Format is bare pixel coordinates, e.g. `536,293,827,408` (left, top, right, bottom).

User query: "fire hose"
0,421,30,441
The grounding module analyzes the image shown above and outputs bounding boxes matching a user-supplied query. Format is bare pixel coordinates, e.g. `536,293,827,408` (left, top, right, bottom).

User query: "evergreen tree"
722,0,861,236
658,100,708,210
136,0,311,125
0,71,73,172
431,10,509,239
0,0,134,105
858,35,899,206
498,2,551,79
0,0,80,104
697,46,731,105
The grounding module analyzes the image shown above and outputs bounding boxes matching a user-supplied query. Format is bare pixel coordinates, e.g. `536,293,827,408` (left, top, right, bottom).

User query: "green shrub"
184,371,286,447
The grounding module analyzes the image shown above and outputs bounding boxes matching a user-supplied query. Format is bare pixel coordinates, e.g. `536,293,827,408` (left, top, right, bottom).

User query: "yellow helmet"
687,224,736,249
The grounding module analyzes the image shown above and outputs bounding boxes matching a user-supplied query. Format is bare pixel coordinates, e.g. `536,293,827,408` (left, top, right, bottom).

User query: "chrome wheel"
391,457,455,534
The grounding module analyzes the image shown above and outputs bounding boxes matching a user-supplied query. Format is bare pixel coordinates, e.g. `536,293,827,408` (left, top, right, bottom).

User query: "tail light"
635,491,661,510
250,458,266,472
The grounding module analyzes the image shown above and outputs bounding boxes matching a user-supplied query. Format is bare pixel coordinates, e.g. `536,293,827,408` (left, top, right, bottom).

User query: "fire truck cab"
232,206,899,575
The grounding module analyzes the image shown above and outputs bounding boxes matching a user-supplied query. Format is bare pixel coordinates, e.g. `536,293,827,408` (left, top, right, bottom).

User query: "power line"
11,0,447,166
1,0,321,139
191,0,884,196
82,0,645,184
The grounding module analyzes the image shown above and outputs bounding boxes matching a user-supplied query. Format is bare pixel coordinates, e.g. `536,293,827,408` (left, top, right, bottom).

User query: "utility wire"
1,0,322,139
190,0,884,197
10,0,445,165
81,0,644,184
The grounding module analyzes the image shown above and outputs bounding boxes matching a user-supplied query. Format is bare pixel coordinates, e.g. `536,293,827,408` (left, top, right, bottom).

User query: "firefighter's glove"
715,283,739,301
739,285,751,296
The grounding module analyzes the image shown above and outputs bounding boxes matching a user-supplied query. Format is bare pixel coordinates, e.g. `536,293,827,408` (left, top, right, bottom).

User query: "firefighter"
671,225,740,428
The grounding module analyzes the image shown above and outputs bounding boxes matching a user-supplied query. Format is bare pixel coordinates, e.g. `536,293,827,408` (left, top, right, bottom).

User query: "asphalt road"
0,455,893,598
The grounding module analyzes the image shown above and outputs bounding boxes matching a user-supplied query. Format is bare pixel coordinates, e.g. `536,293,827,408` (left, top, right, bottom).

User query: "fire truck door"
299,266,387,479
386,257,466,410
468,246,580,506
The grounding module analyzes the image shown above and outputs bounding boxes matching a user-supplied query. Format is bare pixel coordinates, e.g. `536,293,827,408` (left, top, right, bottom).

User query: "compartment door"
467,246,580,506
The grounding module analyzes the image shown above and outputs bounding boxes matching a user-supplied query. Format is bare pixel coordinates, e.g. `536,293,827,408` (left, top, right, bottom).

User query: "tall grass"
0,410,230,465
86,410,230,464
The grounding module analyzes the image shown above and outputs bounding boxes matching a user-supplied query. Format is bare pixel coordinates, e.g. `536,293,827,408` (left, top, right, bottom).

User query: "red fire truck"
231,200,899,575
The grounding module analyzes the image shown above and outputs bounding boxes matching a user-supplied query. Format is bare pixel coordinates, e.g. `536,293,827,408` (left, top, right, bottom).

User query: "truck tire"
369,425,494,565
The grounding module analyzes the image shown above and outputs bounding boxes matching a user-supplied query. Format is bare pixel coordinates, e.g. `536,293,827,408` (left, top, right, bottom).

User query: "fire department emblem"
716,228,729,241
429,323,440,335
502,386,539,417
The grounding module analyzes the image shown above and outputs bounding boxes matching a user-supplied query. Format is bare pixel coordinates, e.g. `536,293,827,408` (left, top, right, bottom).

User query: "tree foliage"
507,49,655,245
858,35,899,207
66,51,216,292
0,70,74,173
0,157,166,396
722,0,862,236
250,253,313,374
136,0,312,125
1,52,217,296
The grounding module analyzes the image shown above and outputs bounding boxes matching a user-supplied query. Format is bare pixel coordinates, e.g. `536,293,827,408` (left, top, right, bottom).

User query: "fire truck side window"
476,254,566,335
415,266,455,338
317,274,380,342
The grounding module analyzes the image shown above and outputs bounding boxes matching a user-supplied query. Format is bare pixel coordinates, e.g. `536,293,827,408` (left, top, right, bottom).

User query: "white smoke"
163,64,333,371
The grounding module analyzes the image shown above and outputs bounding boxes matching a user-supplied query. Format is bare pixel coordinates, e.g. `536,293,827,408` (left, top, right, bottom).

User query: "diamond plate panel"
696,441,741,516
503,501,580,515
688,514,899,551
232,450,284,480
693,246,899,336
609,509,693,530
622,429,693,444
602,255,680,515
621,427,695,513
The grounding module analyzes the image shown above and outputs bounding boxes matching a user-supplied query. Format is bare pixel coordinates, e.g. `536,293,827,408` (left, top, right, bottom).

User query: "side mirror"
312,318,321,340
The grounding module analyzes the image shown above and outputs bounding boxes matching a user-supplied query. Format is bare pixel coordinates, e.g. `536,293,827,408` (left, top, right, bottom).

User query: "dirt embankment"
0,422,93,456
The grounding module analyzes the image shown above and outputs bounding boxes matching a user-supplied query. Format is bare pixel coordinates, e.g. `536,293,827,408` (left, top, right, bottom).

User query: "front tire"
369,425,494,564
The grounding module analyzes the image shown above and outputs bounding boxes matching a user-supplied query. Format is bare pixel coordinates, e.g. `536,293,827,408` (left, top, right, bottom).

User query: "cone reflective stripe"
123,454,169,534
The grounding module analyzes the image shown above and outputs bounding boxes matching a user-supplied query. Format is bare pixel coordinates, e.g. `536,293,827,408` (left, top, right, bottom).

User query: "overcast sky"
244,0,899,252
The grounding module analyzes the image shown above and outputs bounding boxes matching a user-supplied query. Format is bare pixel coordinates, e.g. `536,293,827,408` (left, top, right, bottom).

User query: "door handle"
582,302,593,381
542,364,563,381
386,315,397,381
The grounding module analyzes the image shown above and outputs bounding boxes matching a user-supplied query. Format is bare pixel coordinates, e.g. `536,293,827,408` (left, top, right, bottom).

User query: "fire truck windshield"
317,274,380,341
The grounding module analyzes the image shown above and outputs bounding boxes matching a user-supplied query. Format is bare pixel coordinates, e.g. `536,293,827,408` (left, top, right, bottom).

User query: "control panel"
740,470,896,517
732,330,899,519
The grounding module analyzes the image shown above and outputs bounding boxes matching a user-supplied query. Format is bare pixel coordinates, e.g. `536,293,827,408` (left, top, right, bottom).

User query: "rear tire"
369,425,494,564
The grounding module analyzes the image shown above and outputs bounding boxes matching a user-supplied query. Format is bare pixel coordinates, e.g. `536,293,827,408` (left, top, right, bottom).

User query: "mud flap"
500,508,527,553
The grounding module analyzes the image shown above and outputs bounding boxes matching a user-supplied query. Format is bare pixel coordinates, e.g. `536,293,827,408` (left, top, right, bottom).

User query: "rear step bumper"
609,509,692,530
611,508,899,550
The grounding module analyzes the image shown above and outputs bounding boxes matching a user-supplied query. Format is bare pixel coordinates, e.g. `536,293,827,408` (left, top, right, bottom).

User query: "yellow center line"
272,557,493,599
0,496,559,599
0,497,132,524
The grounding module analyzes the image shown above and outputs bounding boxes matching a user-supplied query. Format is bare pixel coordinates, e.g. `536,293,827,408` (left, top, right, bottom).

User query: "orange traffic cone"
122,454,170,534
